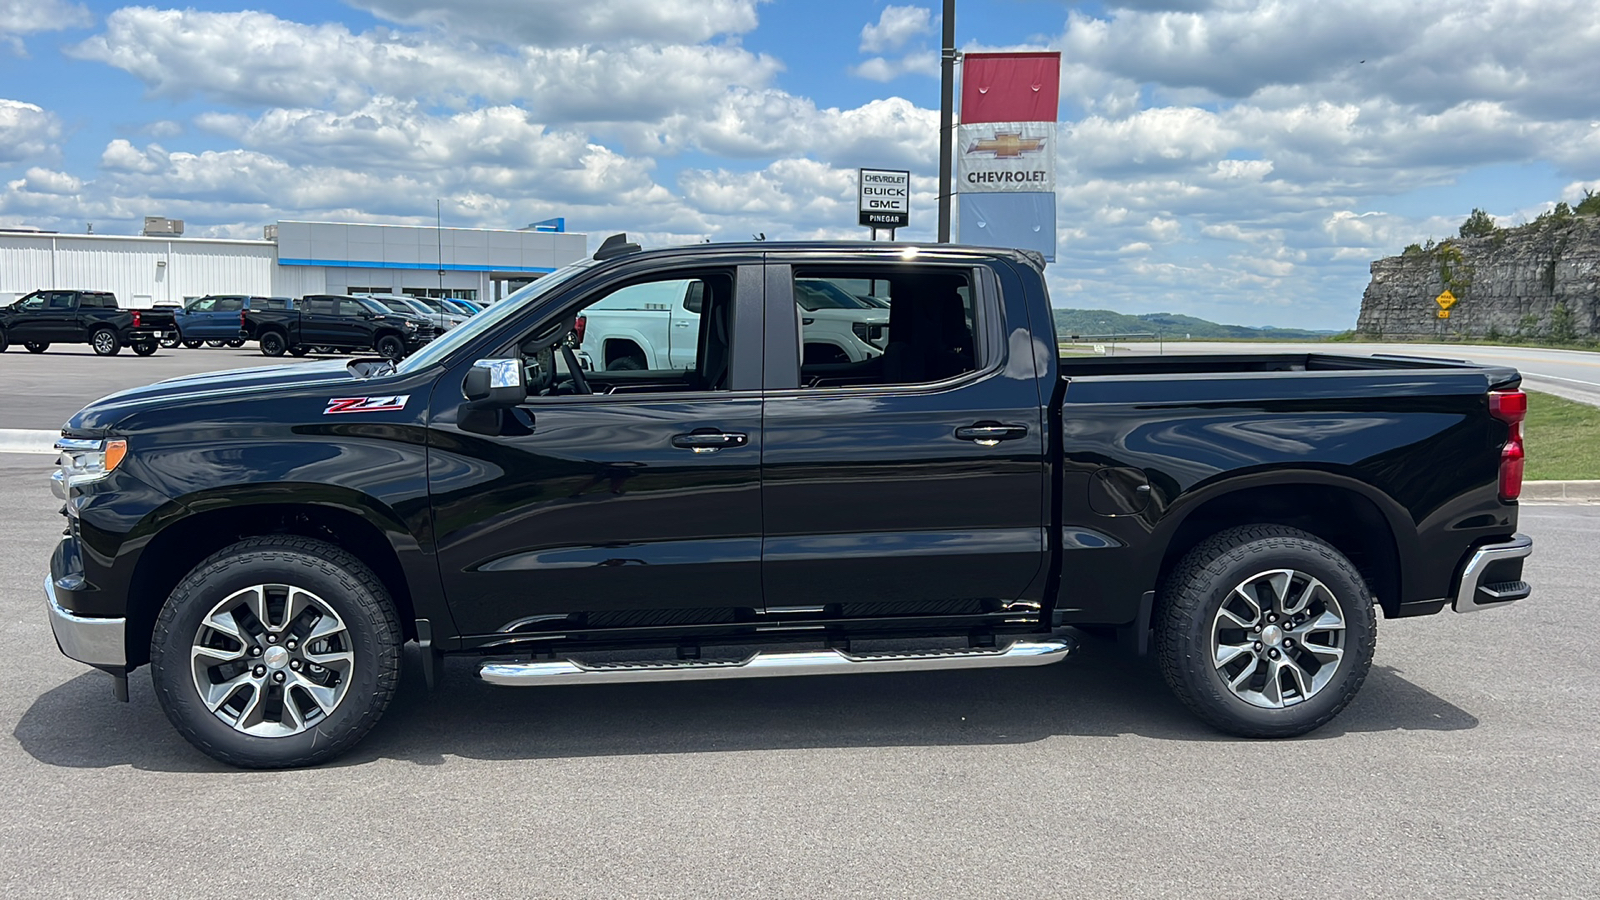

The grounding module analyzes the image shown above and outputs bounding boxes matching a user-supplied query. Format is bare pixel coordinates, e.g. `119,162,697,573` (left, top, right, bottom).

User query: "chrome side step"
477,638,1075,687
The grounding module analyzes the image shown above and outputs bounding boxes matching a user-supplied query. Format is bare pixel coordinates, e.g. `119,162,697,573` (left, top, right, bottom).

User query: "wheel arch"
602,334,650,368
1152,471,1412,619
124,499,425,668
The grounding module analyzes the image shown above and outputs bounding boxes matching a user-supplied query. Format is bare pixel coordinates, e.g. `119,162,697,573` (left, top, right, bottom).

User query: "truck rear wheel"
259,331,287,357
149,537,402,768
1156,525,1376,739
182,340,203,349
25,342,49,353
132,341,158,356
91,327,121,356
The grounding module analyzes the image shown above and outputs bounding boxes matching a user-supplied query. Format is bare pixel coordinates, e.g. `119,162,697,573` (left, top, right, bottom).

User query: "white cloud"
13,166,81,194
851,52,938,82
348,0,760,46
860,5,934,53
0,0,89,43
70,8,782,123
0,99,62,163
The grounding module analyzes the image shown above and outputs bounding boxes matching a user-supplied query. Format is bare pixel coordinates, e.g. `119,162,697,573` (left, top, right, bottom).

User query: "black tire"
182,340,203,349
375,334,406,361
609,354,645,371
205,340,227,348
149,536,402,769
25,342,49,353
1156,524,1376,739
259,331,287,357
0,330,7,352
132,341,158,356
91,327,121,356
160,335,180,348
288,346,309,357
226,339,245,348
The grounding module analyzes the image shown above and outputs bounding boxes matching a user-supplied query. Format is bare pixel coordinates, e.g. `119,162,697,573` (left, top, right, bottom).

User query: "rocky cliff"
1356,215,1600,340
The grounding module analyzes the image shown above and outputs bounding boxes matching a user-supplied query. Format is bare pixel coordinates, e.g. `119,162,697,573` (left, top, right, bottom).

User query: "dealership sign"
956,122,1055,193
858,168,910,228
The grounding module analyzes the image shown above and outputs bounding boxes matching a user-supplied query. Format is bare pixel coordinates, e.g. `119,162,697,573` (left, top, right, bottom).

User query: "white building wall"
0,233,275,307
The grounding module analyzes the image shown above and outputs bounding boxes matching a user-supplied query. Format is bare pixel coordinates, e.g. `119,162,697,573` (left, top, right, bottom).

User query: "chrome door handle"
671,431,748,453
955,423,1028,446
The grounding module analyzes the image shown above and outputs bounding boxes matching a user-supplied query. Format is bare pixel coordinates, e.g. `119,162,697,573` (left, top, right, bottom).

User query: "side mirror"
463,358,526,407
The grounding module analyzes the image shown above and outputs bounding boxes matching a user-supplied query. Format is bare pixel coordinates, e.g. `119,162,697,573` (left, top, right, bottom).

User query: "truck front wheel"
375,334,405,360
149,537,403,768
1156,525,1376,739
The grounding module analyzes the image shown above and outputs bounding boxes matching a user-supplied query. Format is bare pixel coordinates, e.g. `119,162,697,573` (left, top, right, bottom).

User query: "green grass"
1525,390,1600,481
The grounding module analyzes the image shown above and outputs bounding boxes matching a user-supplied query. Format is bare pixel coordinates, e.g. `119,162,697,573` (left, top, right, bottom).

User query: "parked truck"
0,290,176,356
240,294,439,359
43,238,1532,768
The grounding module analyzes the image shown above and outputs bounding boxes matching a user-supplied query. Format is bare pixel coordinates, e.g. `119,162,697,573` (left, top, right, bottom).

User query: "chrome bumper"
1454,534,1533,613
44,574,126,667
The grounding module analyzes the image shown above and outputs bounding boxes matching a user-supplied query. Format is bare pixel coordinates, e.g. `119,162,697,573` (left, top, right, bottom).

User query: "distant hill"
1052,308,1336,341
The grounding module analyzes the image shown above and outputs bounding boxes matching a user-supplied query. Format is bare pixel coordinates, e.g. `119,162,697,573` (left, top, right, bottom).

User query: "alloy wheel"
1211,568,1347,709
189,583,355,738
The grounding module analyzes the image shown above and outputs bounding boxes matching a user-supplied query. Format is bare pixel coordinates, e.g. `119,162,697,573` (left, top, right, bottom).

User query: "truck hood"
63,358,390,434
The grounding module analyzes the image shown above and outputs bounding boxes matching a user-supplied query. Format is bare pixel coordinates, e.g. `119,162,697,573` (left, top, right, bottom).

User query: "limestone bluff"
1357,213,1600,340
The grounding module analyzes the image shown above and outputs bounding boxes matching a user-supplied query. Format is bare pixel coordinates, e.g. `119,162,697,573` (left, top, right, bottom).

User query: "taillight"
1489,390,1527,501
573,314,586,346
241,310,248,328
131,310,141,328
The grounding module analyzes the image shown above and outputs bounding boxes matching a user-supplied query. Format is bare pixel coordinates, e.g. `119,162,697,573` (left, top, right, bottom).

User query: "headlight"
403,321,419,331
51,438,127,498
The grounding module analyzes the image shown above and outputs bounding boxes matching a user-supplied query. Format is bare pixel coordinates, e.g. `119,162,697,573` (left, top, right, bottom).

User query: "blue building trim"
277,258,557,274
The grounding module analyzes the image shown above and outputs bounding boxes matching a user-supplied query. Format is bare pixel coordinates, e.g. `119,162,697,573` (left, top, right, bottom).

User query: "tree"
1551,302,1577,343
1459,208,1498,238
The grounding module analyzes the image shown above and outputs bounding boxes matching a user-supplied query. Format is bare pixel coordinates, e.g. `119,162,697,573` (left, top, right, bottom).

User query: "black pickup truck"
0,290,177,356
43,238,1532,768
240,294,438,359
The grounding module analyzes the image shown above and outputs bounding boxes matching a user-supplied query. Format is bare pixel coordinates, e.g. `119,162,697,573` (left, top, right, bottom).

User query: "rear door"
758,256,1050,621
298,296,339,345
44,291,83,342
427,261,767,638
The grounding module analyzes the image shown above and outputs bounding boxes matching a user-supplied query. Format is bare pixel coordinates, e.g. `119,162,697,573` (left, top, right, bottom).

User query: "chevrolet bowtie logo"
968,133,1046,158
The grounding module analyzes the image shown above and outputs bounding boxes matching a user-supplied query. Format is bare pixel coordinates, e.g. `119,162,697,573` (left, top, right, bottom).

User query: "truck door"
44,291,82,342
426,262,766,638
758,260,1049,621
8,292,51,343
209,296,245,339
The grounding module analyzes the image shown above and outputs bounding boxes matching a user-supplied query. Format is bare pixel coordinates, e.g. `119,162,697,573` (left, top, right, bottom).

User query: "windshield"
395,259,601,373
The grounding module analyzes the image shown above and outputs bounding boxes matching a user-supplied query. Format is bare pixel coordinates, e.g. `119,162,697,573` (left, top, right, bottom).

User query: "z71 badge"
324,395,410,414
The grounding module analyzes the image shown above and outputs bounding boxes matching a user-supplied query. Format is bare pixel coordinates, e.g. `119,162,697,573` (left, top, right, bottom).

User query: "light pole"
937,0,956,243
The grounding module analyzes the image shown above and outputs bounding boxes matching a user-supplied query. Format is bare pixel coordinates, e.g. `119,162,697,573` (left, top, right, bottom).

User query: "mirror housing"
463,358,526,407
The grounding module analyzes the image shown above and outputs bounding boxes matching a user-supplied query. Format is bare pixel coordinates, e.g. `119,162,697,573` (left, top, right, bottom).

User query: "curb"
1521,480,1600,502
0,429,60,455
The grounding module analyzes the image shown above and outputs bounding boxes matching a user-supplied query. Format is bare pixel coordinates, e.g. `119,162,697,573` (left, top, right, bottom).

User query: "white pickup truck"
579,276,889,371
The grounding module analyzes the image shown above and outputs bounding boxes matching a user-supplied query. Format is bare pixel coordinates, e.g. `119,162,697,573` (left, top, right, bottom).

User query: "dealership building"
0,218,587,308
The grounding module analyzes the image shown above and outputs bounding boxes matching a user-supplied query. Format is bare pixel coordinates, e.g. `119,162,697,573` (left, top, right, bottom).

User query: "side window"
188,298,217,313
213,297,244,312
264,297,292,310
522,271,736,397
89,293,117,308
48,292,77,310
304,298,335,316
18,293,45,311
792,268,977,388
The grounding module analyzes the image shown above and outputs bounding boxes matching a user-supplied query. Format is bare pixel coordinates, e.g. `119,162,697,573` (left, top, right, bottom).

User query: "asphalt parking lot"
2,350,1597,897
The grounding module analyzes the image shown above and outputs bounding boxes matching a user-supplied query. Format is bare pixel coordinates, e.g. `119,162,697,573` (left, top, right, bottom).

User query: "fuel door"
1088,467,1151,516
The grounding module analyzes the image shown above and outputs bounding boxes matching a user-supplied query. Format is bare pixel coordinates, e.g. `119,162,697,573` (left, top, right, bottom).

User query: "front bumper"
1453,533,1533,613
44,574,126,668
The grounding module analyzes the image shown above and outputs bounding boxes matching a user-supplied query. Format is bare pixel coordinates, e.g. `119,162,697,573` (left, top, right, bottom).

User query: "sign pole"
937,0,955,243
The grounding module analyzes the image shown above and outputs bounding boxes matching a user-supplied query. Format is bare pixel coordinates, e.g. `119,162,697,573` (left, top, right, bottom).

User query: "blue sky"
2,0,1596,330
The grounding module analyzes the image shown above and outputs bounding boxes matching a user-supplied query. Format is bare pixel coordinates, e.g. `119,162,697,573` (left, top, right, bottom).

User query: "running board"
477,638,1075,687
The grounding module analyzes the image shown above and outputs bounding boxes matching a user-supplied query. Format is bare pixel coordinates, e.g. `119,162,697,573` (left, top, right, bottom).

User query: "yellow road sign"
1437,309,1451,319
1435,290,1457,310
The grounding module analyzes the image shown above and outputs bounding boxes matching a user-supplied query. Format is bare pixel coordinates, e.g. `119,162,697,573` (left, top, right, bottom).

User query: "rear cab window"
787,266,978,389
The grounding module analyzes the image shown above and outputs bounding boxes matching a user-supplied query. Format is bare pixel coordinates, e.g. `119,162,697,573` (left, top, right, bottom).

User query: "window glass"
213,297,244,312
519,271,734,397
792,269,976,388
263,297,292,309
19,294,45,311
48,292,76,310
188,297,217,312
303,298,336,315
